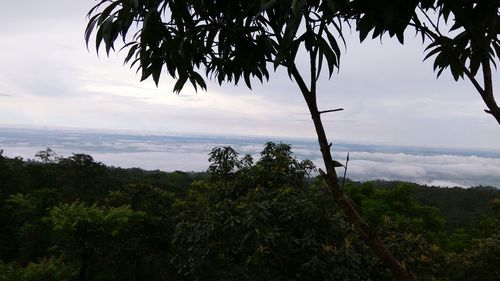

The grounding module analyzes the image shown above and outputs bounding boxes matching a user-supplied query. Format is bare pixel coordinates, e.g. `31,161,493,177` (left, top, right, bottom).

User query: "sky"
0,1,499,151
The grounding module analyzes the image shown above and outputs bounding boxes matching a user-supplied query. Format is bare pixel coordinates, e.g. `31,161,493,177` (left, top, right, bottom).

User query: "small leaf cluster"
422,0,500,81
350,0,431,44
350,0,500,82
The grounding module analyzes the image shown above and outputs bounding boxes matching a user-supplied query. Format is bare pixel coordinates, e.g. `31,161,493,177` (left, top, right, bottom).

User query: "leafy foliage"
346,182,444,237
0,146,499,280
85,0,346,92
208,146,243,182
172,143,372,281
350,0,500,81
86,0,500,94
421,0,500,81
0,258,76,281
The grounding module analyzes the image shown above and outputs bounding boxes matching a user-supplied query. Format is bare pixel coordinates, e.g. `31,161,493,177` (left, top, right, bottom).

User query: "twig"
341,152,349,192
319,108,344,114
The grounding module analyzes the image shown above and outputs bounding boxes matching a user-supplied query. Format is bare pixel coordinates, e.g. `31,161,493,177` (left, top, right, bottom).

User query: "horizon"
2,124,500,153
1,126,499,189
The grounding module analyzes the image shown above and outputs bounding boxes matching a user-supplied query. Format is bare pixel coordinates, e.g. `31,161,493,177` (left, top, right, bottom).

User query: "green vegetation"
0,144,498,280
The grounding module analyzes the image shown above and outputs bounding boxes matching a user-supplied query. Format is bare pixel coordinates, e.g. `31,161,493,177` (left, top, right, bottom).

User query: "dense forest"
0,143,498,281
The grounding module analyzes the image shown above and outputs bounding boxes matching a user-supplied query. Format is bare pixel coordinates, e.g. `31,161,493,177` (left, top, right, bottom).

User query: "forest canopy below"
0,144,498,281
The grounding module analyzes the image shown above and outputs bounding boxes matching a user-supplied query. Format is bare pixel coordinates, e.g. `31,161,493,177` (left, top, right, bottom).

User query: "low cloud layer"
333,151,500,187
1,128,498,188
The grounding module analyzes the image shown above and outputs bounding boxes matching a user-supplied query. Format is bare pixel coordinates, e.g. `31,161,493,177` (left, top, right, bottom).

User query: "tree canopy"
0,147,499,280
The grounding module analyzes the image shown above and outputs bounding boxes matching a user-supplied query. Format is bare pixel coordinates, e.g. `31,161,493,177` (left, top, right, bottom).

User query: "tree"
254,142,316,189
45,202,146,281
85,1,499,280
350,0,500,125
208,146,242,182
174,144,377,281
35,148,59,164
3,189,61,264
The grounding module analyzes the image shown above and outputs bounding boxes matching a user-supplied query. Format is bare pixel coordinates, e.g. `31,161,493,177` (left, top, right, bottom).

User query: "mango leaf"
332,160,344,168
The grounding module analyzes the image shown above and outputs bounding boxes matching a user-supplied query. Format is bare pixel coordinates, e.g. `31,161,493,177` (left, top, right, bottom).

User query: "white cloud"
1,128,499,188
330,151,500,187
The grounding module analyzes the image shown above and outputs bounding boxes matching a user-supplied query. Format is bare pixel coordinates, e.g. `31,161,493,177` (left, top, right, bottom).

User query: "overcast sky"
1,1,499,150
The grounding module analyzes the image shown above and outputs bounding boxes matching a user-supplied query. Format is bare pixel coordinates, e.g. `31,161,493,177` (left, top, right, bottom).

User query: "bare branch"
319,108,344,114
341,152,349,192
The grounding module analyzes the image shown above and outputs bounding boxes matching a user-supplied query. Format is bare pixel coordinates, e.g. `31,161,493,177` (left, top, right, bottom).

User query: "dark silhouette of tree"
35,147,59,164
208,146,241,182
350,0,500,124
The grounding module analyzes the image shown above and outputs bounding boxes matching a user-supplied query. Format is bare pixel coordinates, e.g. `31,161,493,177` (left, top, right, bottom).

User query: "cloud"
331,151,500,187
1,128,499,188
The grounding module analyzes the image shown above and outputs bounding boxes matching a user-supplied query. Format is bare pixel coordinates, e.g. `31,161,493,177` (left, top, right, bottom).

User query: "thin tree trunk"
78,250,90,281
480,58,500,125
290,65,418,281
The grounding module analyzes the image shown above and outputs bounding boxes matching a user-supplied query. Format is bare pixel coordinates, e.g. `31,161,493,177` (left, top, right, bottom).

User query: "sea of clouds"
0,128,499,188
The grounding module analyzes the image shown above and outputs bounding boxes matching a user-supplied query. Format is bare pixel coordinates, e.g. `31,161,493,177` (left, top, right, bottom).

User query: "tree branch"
319,108,344,114
409,12,500,124
480,56,500,124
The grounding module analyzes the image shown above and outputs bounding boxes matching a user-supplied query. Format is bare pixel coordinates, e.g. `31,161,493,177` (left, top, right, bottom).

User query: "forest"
0,144,498,281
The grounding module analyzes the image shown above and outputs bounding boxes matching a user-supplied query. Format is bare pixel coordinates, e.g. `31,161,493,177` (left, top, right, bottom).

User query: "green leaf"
284,4,304,42
174,74,188,93
332,160,344,167
84,14,100,47
191,71,207,91
98,1,121,25
357,17,373,42
122,43,139,64
396,30,404,44
423,45,442,61
469,55,481,76
325,29,341,59
318,35,338,76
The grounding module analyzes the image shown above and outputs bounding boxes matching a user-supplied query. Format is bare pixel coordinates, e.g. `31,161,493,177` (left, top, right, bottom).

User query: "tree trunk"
480,57,500,125
290,65,418,281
